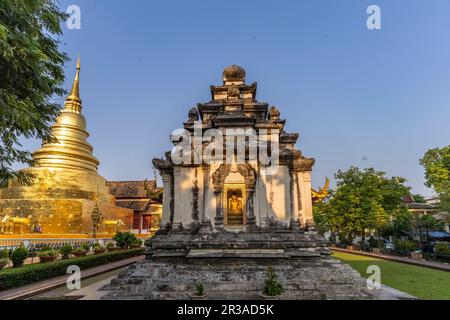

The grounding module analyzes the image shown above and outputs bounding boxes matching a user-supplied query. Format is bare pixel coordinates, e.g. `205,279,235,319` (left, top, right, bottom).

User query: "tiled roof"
405,202,437,210
107,180,156,199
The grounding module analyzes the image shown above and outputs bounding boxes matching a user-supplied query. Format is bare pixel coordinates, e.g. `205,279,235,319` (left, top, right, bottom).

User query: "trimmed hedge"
0,248,144,291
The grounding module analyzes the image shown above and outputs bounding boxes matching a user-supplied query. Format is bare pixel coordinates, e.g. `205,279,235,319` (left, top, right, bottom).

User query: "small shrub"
0,249,8,259
59,245,73,259
80,243,90,251
368,237,379,249
11,247,29,268
93,243,106,254
263,267,283,297
72,248,87,257
195,283,204,296
39,245,52,252
113,232,138,250
394,239,417,252
38,250,58,263
106,243,119,252
434,242,450,256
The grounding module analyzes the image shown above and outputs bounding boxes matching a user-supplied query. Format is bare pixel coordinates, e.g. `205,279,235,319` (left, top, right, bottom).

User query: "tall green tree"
420,145,450,213
317,167,410,247
0,0,68,184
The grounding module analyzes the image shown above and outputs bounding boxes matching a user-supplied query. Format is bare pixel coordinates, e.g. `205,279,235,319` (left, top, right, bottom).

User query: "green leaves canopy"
420,145,450,213
0,0,68,184
314,167,410,240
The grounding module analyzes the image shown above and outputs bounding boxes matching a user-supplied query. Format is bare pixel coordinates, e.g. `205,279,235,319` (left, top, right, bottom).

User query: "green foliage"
420,146,450,213
317,167,410,242
413,214,442,242
39,245,52,252
195,283,204,296
59,245,72,259
0,249,8,259
0,248,144,290
381,209,413,239
113,232,138,250
393,239,418,252
72,248,87,256
11,246,29,268
434,242,450,256
263,267,283,296
37,250,57,262
0,0,69,184
80,243,90,251
412,194,427,203
368,236,379,249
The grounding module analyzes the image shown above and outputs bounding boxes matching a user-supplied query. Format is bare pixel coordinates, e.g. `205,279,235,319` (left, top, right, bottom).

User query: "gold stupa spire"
32,56,100,172
65,56,82,113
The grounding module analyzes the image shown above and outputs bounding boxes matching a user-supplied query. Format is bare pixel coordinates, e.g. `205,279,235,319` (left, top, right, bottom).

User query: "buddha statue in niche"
228,191,243,216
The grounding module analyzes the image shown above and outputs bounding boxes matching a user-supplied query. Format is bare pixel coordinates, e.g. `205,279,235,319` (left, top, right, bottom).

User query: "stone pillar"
289,171,301,230
200,165,212,232
302,171,315,230
172,166,183,232
246,189,257,231
214,189,224,229
159,172,172,233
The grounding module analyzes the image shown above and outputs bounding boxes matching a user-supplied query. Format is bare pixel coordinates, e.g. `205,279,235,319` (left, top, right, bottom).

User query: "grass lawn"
332,251,450,300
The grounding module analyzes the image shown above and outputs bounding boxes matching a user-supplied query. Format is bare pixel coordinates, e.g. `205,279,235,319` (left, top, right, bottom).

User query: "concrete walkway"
332,247,450,272
0,255,144,300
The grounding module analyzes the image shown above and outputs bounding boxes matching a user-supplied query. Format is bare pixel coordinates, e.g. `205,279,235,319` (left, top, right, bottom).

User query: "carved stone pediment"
212,163,257,191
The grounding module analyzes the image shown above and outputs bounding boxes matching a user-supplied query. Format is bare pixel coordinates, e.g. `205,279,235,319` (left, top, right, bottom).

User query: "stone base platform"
102,230,376,300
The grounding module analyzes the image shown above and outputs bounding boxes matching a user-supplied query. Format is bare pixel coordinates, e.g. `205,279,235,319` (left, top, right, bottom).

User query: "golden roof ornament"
64,56,82,113
311,177,330,204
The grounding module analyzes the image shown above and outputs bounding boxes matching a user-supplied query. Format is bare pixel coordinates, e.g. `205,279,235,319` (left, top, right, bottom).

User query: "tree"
411,194,426,203
412,214,441,245
420,145,450,213
0,0,68,185
322,167,410,248
381,209,413,239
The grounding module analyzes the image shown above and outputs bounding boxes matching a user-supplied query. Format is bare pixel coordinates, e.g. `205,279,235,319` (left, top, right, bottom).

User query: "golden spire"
32,54,100,172
64,56,82,113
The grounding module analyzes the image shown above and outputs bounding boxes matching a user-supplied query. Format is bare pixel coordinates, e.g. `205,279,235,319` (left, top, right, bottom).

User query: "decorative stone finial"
188,107,199,121
269,106,280,120
223,65,246,85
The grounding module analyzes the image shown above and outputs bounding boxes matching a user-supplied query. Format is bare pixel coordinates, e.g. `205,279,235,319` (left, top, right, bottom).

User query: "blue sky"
19,0,450,196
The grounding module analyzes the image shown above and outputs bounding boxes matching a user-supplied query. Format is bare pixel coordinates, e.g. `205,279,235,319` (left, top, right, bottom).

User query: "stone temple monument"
104,65,372,299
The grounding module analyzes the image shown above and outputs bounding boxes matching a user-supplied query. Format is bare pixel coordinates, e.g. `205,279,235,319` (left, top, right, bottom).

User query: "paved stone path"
332,247,450,272
0,255,144,300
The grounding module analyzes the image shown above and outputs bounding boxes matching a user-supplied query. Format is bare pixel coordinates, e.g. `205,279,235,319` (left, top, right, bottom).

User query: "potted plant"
80,243,91,253
189,283,206,300
106,242,119,252
260,267,283,300
93,243,106,254
11,246,29,268
60,244,73,259
72,247,87,257
38,249,58,263
0,249,9,270
131,239,142,249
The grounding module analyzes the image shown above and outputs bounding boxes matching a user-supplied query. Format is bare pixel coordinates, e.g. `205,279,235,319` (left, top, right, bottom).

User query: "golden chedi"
0,58,132,237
